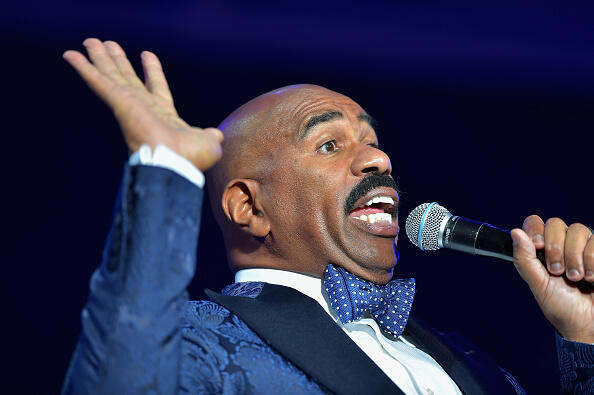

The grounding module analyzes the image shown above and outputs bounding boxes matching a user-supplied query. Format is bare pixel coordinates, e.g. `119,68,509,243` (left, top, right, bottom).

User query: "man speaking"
61,38,594,394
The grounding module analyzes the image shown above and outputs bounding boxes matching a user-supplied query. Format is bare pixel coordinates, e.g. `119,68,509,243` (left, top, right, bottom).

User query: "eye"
318,140,338,154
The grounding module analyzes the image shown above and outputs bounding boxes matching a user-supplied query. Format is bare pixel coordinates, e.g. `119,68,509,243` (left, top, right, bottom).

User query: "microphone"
405,202,545,263
405,202,592,289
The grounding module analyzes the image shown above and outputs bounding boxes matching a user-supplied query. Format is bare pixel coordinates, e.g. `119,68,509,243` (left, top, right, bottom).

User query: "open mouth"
349,195,396,224
347,189,399,236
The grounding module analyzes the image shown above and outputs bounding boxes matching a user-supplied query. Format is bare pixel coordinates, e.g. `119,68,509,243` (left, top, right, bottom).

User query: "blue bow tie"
323,264,415,337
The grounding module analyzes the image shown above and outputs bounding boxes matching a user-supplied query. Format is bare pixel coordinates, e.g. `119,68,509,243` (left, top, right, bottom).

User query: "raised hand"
511,216,594,344
63,38,223,171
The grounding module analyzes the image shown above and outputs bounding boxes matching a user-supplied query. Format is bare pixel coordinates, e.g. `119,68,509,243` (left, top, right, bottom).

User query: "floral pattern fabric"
180,282,331,394
557,333,594,394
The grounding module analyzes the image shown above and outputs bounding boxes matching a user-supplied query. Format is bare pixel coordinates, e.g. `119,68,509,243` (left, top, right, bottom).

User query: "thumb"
511,228,549,295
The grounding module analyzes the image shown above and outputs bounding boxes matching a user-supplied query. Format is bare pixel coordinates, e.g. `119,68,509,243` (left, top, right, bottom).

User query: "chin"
372,258,397,276
363,248,399,283
358,265,395,285
336,235,398,283
343,253,397,284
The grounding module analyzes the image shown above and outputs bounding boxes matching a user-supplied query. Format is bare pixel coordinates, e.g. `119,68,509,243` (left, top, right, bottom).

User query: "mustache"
344,174,399,216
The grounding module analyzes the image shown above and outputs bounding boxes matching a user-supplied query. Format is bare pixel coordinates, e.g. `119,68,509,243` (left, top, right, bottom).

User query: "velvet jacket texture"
62,165,594,394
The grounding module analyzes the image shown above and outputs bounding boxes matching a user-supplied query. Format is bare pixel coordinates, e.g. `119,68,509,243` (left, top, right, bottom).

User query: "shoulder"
180,300,330,394
182,300,265,345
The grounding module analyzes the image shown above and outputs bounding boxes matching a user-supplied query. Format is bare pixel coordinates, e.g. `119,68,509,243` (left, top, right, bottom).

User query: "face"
257,87,399,284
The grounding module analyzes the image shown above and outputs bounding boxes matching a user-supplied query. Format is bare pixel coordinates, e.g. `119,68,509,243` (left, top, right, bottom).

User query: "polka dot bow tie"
323,264,415,337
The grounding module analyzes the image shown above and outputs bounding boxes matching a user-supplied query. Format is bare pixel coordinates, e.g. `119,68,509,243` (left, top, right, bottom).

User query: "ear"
221,179,270,237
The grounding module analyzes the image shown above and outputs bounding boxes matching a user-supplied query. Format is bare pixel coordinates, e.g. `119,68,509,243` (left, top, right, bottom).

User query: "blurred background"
3,1,593,393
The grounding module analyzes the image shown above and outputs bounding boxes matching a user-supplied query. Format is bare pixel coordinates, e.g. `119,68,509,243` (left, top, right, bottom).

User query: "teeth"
364,196,395,206
355,213,392,224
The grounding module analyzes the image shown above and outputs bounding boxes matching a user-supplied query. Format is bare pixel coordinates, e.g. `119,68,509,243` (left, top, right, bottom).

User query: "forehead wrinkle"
298,110,344,141
289,96,356,141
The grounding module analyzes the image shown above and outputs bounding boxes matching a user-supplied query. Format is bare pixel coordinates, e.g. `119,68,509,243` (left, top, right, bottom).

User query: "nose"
350,144,392,176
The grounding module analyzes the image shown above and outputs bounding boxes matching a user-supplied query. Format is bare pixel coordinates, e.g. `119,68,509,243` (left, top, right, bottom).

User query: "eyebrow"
297,111,378,141
298,111,343,140
357,113,377,130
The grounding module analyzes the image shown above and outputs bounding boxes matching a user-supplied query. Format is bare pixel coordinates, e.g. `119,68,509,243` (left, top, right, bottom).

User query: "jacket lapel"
403,318,517,394
206,283,403,395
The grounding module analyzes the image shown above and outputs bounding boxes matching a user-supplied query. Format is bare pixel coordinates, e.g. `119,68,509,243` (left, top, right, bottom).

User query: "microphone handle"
442,216,590,289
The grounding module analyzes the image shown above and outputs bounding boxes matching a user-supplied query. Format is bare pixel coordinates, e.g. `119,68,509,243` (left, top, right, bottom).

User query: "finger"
82,38,127,85
522,214,545,249
141,51,175,106
63,50,121,107
585,233,594,282
564,223,591,281
544,217,568,276
511,228,549,296
203,127,225,143
103,41,144,88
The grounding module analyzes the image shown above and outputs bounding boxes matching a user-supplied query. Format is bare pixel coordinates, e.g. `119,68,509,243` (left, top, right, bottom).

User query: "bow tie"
323,264,415,337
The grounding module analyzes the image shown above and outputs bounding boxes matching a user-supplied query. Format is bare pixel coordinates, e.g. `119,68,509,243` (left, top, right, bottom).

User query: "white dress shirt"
236,268,461,395
130,144,461,395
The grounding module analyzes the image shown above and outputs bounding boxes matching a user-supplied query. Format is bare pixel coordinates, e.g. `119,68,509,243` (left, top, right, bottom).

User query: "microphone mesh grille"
405,203,450,250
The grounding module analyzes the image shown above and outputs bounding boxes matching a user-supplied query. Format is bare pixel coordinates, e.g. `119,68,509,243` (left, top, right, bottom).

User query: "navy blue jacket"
62,165,593,394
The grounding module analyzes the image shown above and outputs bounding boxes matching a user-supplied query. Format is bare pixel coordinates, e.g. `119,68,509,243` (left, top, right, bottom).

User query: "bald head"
205,84,395,282
207,84,355,228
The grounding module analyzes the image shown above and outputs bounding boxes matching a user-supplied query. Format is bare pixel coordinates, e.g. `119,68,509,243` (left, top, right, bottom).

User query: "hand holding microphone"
405,202,592,285
406,202,594,343
405,202,546,263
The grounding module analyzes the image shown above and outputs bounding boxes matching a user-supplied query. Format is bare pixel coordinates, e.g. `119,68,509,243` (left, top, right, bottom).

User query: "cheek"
269,153,348,231
289,171,339,232
264,171,315,229
304,171,349,238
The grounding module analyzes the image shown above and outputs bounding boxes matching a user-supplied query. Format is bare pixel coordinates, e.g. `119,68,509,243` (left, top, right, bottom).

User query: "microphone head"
405,202,451,251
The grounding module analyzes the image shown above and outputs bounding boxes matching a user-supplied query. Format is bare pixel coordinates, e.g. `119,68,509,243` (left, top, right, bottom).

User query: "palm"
537,274,594,341
512,225,594,344
63,39,222,171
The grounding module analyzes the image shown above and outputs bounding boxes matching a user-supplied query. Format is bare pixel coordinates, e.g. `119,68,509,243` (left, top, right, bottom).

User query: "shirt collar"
234,268,417,347
234,268,336,317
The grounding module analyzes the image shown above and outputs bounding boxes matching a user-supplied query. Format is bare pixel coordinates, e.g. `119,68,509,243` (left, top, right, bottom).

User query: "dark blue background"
3,1,593,393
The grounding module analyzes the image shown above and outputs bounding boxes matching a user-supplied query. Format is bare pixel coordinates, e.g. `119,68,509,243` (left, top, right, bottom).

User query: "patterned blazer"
61,165,593,394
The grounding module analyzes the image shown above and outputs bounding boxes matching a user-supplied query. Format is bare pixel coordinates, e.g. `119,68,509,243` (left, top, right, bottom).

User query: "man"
61,38,594,394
